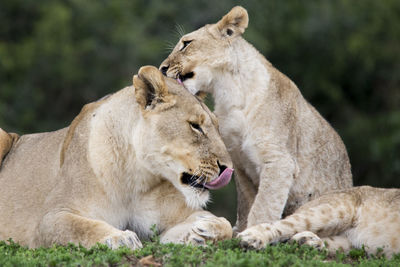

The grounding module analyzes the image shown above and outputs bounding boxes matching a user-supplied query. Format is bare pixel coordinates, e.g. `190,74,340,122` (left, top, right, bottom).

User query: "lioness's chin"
179,172,211,208
181,186,210,209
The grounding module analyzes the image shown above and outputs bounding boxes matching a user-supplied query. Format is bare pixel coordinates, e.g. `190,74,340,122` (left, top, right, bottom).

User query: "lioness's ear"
216,6,249,37
133,65,168,109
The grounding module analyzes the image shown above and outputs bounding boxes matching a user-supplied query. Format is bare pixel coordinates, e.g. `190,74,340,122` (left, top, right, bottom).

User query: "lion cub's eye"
180,40,192,51
189,122,204,134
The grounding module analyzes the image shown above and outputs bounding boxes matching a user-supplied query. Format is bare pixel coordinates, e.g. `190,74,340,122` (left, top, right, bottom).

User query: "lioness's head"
133,66,233,208
160,6,248,95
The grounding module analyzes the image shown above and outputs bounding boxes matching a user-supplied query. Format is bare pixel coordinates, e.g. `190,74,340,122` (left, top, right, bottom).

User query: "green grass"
1,238,400,266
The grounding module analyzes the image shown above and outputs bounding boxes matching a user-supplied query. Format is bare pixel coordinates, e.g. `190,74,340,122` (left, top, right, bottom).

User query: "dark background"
1,0,399,223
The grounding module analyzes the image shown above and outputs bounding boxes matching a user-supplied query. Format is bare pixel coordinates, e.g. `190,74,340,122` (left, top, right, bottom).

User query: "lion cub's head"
133,66,233,208
160,6,249,95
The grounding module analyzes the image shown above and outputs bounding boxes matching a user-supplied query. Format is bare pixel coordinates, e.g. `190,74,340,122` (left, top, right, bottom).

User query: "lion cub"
161,6,353,232
239,186,400,258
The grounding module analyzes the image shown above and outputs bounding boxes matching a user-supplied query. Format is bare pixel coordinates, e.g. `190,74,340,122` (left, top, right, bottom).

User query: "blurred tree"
0,0,399,223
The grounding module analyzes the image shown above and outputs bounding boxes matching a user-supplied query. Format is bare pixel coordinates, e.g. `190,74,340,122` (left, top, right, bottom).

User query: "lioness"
0,66,234,249
239,186,400,258
160,6,353,233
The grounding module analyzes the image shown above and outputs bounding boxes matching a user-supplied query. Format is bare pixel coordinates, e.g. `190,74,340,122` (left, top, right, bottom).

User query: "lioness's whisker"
164,41,176,52
174,23,186,39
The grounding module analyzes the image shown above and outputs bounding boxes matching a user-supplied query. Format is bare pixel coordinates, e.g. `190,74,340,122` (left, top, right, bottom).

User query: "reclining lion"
160,6,353,233
0,66,233,249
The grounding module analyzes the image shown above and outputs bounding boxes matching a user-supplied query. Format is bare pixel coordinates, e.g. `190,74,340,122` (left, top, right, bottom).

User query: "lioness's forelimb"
160,211,232,245
38,211,142,249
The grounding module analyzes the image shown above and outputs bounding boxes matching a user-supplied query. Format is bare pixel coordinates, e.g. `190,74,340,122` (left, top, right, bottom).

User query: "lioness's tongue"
204,168,234,190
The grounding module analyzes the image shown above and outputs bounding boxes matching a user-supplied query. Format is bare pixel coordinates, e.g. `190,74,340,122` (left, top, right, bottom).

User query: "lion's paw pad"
237,228,267,250
185,232,207,246
291,231,325,250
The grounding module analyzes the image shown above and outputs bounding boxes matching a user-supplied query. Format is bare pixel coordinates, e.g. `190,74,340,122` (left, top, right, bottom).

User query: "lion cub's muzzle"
159,64,194,84
181,161,233,190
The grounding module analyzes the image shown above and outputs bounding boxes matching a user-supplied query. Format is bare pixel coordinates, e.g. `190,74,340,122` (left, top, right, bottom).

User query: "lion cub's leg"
246,152,297,227
38,211,142,249
0,128,19,167
238,192,357,251
233,168,257,235
160,211,232,246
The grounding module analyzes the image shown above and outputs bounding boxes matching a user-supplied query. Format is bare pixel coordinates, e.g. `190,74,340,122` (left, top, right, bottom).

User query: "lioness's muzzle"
181,166,234,190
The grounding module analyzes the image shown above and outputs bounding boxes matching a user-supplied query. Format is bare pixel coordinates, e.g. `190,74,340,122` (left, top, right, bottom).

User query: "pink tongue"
177,78,183,85
204,168,234,190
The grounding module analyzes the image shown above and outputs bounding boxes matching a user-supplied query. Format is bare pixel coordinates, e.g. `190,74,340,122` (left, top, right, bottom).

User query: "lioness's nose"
160,65,169,76
217,161,228,176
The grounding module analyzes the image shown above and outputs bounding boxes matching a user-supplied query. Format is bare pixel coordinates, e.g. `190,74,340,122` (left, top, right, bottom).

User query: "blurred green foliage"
0,0,399,222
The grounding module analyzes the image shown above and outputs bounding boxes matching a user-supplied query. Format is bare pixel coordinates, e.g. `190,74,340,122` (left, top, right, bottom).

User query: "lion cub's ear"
216,6,249,37
133,65,169,109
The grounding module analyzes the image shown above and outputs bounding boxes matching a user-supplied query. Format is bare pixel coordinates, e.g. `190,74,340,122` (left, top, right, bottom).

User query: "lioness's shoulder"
60,96,111,166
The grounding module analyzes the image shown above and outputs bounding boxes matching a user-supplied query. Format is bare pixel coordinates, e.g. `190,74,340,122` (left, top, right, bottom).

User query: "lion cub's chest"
216,108,260,184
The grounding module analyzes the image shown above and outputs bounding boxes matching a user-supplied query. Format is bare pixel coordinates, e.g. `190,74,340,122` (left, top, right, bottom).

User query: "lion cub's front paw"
185,215,232,246
237,224,273,250
102,230,142,250
290,231,325,250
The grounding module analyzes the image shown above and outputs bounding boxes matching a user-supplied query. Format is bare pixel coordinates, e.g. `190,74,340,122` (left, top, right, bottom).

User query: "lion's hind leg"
37,211,142,249
0,128,19,168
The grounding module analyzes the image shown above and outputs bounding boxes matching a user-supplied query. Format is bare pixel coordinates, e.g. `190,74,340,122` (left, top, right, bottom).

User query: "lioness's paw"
185,215,232,245
192,215,233,240
103,230,142,250
237,224,273,250
290,231,325,250
185,232,207,246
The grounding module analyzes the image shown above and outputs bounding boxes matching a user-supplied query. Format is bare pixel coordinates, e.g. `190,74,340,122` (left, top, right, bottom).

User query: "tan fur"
160,6,352,232
0,66,232,249
0,128,19,168
60,100,105,166
239,186,400,258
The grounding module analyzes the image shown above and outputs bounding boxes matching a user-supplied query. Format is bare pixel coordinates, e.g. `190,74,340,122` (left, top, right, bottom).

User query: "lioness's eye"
189,122,204,134
180,40,192,51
